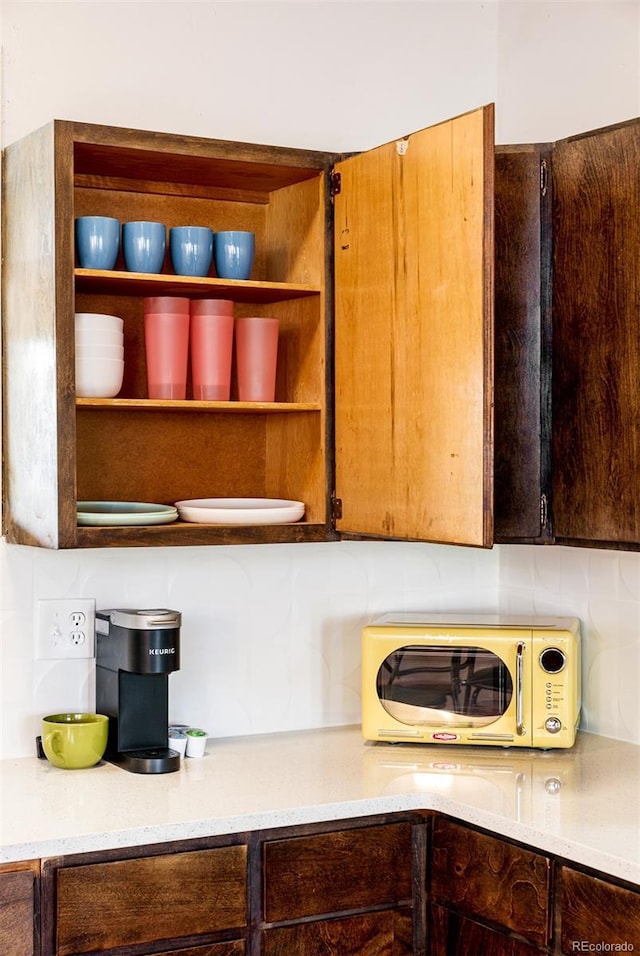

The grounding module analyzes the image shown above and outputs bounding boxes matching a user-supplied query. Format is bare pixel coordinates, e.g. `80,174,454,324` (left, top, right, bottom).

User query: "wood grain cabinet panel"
263,909,413,956
430,902,543,956
263,823,413,922
560,866,640,952
430,818,551,947
54,845,247,955
552,116,640,547
0,862,39,956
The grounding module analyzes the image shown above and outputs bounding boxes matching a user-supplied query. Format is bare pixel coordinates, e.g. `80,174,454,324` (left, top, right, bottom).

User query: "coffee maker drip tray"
117,747,181,774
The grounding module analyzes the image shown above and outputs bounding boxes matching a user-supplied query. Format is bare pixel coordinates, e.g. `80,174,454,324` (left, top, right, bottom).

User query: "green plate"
77,501,179,526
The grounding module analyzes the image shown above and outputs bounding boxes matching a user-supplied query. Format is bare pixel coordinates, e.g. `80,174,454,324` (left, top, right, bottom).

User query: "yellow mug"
41,713,108,769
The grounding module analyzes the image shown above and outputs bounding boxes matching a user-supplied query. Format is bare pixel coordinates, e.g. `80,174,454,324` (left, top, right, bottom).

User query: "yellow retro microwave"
362,614,581,748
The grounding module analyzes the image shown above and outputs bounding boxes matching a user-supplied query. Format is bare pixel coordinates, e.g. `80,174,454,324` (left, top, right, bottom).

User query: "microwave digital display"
362,614,581,749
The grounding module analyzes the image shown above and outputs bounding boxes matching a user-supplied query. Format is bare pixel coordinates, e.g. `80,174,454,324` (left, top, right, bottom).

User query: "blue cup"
213,231,255,280
170,226,214,278
75,216,120,270
122,221,167,274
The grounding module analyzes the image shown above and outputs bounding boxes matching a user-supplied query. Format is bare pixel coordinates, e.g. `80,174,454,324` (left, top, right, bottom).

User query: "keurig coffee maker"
96,608,182,774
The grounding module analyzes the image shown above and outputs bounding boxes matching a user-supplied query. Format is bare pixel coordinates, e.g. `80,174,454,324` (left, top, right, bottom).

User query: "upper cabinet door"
333,105,495,546
552,117,640,546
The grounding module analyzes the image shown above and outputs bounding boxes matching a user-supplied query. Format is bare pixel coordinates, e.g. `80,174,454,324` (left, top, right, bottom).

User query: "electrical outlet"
36,599,96,660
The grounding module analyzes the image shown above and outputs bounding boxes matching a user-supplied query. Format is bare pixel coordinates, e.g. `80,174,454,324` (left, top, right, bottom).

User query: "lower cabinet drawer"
262,909,413,956
54,845,247,955
560,866,640,951
430,818,551,947
263,823,413,922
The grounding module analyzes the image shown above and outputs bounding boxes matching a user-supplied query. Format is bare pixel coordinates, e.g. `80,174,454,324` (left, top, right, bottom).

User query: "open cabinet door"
333,104,494,546
552,116,640,547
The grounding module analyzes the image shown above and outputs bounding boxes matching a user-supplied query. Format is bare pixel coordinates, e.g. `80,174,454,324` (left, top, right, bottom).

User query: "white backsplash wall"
0,538,499,759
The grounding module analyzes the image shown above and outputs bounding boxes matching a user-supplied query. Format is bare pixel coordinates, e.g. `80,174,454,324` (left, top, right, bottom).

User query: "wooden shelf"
76,398,322,413
75,520,329,549
75,269,321,303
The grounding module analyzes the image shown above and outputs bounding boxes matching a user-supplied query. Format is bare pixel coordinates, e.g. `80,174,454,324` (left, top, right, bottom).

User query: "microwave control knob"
545,716,562,734
539,647,566,674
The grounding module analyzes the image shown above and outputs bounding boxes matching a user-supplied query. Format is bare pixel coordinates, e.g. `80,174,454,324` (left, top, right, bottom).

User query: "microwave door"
376,645,514,729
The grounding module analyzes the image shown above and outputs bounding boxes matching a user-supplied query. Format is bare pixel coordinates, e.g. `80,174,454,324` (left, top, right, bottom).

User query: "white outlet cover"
36,599,96,660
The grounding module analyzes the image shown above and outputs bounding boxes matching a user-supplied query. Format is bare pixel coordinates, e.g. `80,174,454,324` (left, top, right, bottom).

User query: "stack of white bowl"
75,313,125,398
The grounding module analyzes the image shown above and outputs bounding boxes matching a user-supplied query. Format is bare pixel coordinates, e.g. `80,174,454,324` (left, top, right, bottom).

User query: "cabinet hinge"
540,493,548,530
330,170,342,199
540,159,548,197
332,496,343,520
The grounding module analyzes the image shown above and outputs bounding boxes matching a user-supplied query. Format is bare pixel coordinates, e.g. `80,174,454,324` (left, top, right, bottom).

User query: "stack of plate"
77,501,178,526
175,498,305,525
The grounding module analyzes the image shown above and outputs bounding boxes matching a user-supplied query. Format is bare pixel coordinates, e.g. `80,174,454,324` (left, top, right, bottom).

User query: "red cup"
190,311,234,401
235,316,279,402
190,298,235,317
144,296,190,315
144,311,189,399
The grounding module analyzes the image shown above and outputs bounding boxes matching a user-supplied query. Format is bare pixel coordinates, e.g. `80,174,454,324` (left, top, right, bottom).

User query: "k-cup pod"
168,730,188,758
185,728,207,757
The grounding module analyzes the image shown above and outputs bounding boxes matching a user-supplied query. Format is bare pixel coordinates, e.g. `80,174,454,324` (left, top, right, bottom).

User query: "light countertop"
1,725,639,885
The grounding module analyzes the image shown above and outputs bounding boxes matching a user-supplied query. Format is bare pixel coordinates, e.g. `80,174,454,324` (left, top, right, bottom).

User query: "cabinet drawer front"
431,819,551,946
263,909,413,956
561,866,640,950
263,823,412,922
55,845,247,955
0,868,37,956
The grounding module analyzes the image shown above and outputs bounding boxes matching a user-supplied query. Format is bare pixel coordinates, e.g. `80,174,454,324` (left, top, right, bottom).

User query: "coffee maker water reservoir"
96,608,182,773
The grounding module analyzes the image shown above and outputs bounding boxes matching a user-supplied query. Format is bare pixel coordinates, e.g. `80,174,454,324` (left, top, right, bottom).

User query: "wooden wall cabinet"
0,861,40,956
2,109,497,550
552,116,640,549
494,115,640,550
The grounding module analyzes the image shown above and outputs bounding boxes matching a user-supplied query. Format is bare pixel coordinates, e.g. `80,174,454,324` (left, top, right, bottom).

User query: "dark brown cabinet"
261,822,416,955
0,861,39,956
552,117,640,549
430,817,552,951
43,843,248,955
39,817,424,956
2,110,499,550
17,813,640,955
560,865,640,953
494,116,640,550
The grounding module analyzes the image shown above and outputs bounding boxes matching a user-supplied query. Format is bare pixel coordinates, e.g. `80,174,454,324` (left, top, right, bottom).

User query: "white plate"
77,501,179,526
175,497,305,525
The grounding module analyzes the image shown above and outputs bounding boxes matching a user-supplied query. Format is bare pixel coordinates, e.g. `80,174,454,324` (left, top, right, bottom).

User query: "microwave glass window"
376,644,513,728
